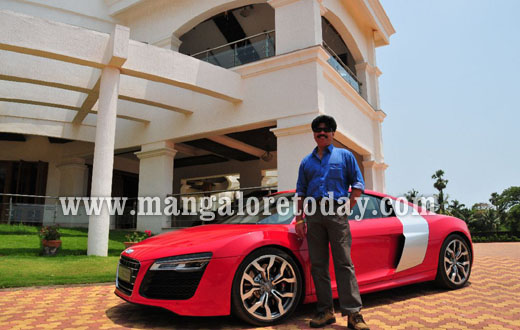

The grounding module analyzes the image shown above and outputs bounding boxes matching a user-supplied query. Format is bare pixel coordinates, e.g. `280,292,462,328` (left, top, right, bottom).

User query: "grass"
0,224,130,288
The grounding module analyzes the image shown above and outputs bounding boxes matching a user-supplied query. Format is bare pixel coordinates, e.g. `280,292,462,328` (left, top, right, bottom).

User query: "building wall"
0,0,116,33
0,0,391,201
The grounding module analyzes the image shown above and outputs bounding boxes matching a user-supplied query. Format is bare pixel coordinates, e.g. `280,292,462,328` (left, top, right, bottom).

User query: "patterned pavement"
0,243,519,330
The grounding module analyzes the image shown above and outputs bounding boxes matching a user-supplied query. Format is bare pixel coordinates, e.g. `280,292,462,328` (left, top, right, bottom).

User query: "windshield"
217,193,295,224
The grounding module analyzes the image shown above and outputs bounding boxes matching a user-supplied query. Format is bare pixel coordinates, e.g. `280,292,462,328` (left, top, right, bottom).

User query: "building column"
272,123,315,191
135,141,176,234
268,0,324,55
57,158,88,197
362,158,376,191
375,163,388,193
362,157,388,193
87,67,120,256
355,62,382,109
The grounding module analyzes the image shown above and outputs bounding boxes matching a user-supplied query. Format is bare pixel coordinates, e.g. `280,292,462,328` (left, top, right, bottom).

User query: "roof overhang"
354,0,396,47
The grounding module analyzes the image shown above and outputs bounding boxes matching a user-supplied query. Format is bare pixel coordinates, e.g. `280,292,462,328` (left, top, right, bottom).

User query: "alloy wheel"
239,254,298,321
443,238,470,285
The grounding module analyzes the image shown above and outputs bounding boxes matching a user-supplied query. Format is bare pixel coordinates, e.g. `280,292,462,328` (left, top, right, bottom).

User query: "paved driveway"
1,243,519,329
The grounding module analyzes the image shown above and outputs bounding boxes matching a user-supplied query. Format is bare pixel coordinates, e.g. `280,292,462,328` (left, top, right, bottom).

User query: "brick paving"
0,242,519,329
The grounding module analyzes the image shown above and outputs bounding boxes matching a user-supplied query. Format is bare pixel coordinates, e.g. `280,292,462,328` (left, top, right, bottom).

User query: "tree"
447,199,471,222
500,186,520,233
404,189,419,203
432,170,448,214
468,203,500,233
507,204,520,234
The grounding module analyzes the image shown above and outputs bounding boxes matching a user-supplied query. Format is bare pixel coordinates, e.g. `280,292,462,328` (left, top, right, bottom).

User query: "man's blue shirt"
296,144,365,199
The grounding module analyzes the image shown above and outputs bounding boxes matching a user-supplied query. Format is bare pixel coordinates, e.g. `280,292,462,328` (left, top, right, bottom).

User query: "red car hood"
121,224,290,261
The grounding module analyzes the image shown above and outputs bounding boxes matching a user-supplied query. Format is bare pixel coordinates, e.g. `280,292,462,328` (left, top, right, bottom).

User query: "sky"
376,0,520,207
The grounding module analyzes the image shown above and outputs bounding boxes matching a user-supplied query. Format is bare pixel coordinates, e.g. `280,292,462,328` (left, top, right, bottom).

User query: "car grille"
139,266,207,300
116,255,141,296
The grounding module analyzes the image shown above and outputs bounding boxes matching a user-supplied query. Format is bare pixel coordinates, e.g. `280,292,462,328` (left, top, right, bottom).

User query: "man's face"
313,123,334,148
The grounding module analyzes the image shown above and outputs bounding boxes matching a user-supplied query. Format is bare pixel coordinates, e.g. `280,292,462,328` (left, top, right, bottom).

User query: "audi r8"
115,190,473,326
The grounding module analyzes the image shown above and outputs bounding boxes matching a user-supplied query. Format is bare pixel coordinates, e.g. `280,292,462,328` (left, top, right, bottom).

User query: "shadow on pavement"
106,281,468,329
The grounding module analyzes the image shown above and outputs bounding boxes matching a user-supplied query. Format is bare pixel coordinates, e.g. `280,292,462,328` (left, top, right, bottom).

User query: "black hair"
311,115,337,132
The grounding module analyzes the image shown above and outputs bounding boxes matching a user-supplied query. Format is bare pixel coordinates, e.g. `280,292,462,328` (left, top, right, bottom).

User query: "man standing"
295,115,369,330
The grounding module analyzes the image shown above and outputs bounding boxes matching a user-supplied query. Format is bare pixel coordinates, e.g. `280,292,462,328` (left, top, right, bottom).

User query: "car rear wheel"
435,234,472,289
231,248,302,326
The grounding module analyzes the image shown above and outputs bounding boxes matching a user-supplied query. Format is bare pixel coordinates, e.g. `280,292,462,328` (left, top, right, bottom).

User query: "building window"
180,4,275,68
0,160,48,223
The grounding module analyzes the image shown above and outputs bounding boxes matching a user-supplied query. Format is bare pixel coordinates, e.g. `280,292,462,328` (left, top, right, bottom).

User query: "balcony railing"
190,30,275,69
322,42,362,94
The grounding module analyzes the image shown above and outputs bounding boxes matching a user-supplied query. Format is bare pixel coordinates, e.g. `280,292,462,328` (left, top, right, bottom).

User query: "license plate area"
118,264,132,283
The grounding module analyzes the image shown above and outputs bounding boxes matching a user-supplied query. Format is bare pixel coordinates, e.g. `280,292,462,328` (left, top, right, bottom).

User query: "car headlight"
150,252,212,272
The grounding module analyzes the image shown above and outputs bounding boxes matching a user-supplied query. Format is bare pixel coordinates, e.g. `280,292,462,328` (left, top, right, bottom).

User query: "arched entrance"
179,3,275,68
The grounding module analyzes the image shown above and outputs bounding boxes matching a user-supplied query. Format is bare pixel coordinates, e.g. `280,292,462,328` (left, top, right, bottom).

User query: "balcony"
190,30,275,69
322,42,362,95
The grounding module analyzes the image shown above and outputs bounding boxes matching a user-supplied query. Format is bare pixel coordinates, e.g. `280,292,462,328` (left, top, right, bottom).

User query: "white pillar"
268,0,323,55
272,124,315,191
362,158,376,191
57,158,88,197
135,141,176,234
87,67,120,256
355,62,382,110
362,158,388,193
375,163,388,193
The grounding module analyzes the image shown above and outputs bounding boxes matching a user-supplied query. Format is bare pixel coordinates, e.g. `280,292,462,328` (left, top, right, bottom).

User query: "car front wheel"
435,234,472,289
231,248,303,326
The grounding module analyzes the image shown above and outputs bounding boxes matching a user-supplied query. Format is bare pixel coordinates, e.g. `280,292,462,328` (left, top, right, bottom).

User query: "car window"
217,193,295,225
348,194,394,220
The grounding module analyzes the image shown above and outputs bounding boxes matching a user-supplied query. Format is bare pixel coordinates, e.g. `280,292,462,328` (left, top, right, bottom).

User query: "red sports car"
115,190,473,326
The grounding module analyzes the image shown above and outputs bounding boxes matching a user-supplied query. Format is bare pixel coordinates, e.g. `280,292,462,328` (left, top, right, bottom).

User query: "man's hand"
350,188,362,209
295,221,306,239
295,196,306,239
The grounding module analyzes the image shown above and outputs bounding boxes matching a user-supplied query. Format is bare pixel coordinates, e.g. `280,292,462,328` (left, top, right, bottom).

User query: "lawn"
0,224,130,288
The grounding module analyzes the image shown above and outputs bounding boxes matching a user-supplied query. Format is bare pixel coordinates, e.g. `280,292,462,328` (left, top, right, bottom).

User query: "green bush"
472,234,520,243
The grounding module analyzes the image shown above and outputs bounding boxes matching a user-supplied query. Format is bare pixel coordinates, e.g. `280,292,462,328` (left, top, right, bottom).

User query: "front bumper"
115,254,241,316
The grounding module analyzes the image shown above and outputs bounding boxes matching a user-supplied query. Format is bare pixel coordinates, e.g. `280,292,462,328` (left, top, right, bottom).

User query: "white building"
0,0,394,255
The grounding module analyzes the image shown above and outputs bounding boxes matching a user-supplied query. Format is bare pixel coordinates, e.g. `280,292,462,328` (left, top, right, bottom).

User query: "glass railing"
322,42,361,94
190,30,275,69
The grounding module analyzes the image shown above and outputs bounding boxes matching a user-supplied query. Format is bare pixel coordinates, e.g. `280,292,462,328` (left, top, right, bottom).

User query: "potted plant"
39,225,61,256
124,230,152,248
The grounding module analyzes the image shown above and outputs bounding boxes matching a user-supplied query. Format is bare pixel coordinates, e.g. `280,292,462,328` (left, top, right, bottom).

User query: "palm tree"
447,199,469,221
432,170,448,214
469,203,500,233
404,189,419,203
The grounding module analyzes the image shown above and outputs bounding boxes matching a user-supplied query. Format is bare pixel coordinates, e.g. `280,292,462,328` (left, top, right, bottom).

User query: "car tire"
231,247,303,326
435,234,472,289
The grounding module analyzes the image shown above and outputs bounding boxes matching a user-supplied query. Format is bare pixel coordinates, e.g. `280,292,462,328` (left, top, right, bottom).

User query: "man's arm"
295,196,306,239
345,151,364,209
349,188,362,209
295,160,307,239
295,196,305,222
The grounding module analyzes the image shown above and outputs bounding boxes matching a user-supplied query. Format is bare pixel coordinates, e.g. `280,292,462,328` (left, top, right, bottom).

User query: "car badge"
125,248,134,254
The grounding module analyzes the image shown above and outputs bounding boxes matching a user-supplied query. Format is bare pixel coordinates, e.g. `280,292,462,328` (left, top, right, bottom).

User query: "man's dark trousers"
306,205,362,315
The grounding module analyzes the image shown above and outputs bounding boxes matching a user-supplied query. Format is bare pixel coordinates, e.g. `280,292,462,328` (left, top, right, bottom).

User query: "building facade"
0,0,394,255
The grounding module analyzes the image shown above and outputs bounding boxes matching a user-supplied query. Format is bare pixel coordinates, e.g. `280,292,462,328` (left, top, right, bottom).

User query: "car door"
329,194,403,290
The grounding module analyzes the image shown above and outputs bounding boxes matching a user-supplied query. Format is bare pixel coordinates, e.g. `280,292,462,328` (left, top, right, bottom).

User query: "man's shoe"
348,312,370,330
309,309,336,328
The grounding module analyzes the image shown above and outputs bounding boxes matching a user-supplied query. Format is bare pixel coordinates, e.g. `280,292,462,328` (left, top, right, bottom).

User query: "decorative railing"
322,41,362,94
190,30,275,69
